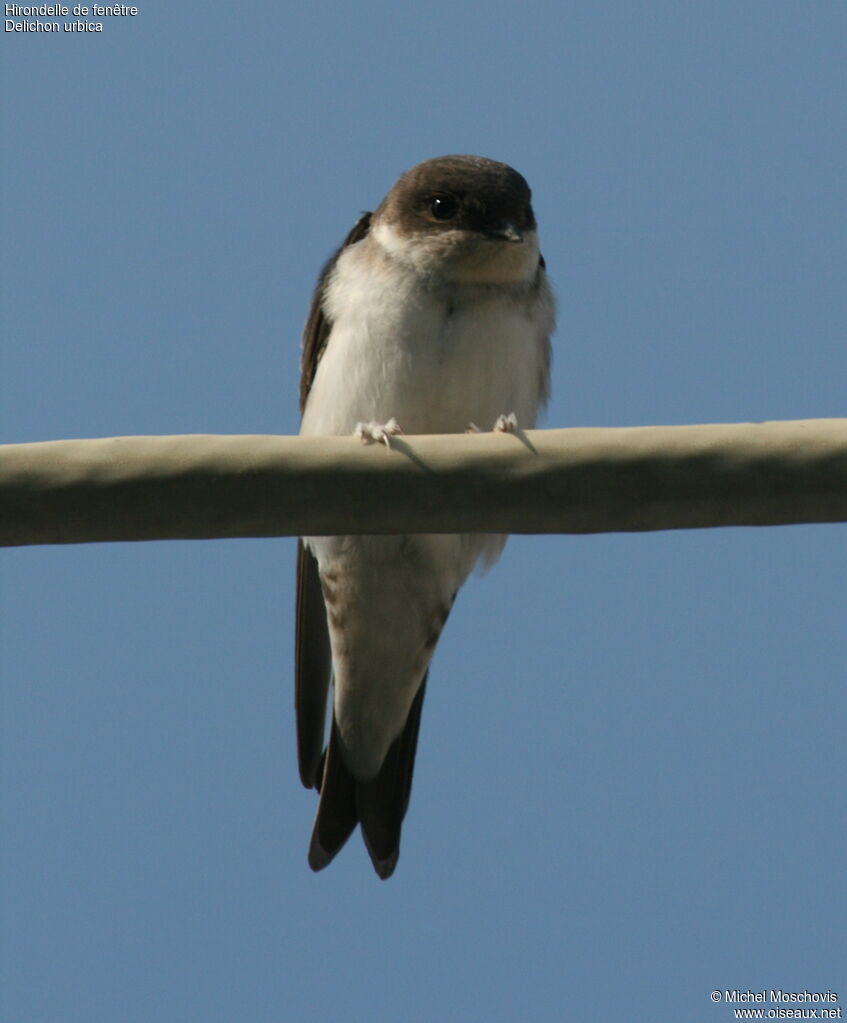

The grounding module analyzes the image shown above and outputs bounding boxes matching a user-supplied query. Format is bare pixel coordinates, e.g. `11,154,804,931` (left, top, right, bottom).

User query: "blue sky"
2,2,845,1020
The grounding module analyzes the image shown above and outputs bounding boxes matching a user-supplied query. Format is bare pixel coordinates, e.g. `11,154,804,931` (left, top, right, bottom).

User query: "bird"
296,154,554,878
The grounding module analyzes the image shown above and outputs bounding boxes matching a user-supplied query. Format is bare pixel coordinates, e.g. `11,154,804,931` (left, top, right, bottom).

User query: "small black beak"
484,223,523,243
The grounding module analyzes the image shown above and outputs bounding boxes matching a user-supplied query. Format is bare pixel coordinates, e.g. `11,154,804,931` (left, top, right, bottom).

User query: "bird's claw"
493,413,519,433
354,418,403,447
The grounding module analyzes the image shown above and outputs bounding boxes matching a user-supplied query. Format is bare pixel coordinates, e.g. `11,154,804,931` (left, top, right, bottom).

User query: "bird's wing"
295,212,372,788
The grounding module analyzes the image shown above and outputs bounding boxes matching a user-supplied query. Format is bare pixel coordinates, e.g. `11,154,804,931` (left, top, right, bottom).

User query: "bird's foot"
355,418,403,447
493,412,518,433
466,414,519,434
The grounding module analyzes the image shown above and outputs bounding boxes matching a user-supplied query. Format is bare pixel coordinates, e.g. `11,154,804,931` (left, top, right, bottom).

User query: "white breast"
300,235,553,438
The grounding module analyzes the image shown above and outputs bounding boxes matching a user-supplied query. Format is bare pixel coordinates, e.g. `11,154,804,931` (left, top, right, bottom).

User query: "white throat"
371,221,542,285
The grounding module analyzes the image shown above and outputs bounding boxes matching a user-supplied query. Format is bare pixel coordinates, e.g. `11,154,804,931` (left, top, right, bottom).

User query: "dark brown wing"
295,212,372,789
294,541,332,787
299,211,372,412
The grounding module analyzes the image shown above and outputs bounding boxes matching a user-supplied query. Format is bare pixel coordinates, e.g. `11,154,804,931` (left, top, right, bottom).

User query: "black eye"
429,195,458,221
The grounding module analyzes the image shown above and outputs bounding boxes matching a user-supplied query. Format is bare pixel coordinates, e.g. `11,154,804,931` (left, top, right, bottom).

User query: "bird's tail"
308,677,427,880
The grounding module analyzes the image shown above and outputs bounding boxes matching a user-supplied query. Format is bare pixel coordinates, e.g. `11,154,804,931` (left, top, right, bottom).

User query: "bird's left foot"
355,418,403,447
493,412,518,434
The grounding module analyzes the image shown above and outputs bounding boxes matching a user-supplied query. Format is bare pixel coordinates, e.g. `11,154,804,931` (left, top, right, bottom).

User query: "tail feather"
307,677,428,879
307,717,358,872
358,679,427,879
